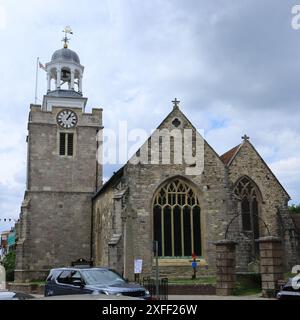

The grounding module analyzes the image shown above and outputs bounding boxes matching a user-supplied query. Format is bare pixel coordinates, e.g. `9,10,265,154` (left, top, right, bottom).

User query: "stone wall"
258,236,284,298
227,141,296,271
15,104,102,281
93,107,231,280
293,215,300,263
151,264,212,278
15,191,93,281
93,108,295,280
92,185,114,267
215,240,237,296
27,105,102,193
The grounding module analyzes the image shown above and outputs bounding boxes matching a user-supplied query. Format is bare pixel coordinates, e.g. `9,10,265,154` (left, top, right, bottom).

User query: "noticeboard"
134,259,143,274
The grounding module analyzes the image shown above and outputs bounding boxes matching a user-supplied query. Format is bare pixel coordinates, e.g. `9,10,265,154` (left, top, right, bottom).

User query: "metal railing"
141,276,168,300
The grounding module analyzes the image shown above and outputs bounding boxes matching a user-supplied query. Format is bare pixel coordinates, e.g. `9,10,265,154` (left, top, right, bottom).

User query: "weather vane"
62,26,73,48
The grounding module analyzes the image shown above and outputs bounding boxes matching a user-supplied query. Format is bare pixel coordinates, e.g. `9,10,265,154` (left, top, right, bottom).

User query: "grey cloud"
0,0,299,224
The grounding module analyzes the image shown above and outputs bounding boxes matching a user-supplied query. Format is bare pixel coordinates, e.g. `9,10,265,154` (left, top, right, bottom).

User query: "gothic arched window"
234,177,261,256
153,179,201,257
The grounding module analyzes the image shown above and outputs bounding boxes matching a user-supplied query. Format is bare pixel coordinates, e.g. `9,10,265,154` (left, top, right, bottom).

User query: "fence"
141,277,168,300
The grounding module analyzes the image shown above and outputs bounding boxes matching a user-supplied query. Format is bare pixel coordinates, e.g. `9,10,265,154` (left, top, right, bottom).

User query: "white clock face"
57,109,78,129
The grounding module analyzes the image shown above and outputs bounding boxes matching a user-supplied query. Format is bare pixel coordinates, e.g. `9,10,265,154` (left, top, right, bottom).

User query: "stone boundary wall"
7,282,216,296
7,282,45,295
168,284,216,295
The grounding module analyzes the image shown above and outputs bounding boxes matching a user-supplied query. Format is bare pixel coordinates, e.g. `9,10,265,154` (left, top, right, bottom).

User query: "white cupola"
42,27,87,111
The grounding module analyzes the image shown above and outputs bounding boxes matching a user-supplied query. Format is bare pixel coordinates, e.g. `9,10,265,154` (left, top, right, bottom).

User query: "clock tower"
15,29,103,281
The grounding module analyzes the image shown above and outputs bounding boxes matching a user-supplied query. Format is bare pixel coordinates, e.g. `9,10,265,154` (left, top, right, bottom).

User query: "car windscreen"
283,277,300,292
81,269,126,286
46,269,62,282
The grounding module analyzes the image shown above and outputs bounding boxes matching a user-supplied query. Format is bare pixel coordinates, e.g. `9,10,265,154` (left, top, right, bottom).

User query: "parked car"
39,292,141,300
0,291,34,300
44,267,151,299
277,276,300,300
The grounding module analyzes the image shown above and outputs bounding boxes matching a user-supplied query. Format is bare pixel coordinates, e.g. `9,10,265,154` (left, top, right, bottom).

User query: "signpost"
153,241,159,298
191,253,197,279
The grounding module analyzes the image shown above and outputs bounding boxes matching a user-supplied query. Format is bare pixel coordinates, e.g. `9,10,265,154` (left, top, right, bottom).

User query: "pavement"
31,293,272,300
168,294,272,300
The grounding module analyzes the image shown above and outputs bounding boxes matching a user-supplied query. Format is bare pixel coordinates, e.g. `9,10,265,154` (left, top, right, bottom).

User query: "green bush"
3,251,16,281
289,204,300,214
234,273,261,296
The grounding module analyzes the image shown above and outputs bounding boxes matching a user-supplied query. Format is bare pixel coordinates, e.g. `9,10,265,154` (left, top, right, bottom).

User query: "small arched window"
153,179,201,257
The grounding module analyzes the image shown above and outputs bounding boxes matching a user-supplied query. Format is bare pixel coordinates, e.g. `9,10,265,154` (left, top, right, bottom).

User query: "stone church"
15,37,299,281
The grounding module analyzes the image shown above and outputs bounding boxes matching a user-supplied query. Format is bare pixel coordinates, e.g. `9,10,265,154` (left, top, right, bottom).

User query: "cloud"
0,5,7,30
0,0,299,229
0,178,24,231
0,117,26,231
270,157,300,203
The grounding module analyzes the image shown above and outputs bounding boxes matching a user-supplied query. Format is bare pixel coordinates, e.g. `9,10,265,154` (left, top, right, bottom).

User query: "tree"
289,204,300,214
3,251,15,281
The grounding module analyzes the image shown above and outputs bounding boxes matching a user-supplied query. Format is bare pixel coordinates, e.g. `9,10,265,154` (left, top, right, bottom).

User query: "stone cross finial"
172,98,180,109
242,134,250,141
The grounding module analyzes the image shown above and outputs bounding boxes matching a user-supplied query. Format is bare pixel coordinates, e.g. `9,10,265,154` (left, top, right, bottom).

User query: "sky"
0,0,300,231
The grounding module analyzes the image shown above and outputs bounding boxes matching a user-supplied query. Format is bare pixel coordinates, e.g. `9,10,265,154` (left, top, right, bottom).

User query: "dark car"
277,276,300,300
45,267,151,299
39,293,141,300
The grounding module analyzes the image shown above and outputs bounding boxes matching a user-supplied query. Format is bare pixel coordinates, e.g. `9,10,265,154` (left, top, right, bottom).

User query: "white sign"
134,259,143,274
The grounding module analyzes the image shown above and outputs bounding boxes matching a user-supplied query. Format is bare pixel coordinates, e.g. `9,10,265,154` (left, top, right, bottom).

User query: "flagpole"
35,57,39,104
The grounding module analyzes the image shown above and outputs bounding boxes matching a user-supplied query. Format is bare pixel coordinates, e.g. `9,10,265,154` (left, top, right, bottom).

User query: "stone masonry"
15,104,102,281
15,38,299,285
257,236,284,298
92,106,298,281
215,240,237,296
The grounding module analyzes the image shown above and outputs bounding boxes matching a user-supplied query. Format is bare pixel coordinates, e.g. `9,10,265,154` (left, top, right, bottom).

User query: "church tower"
15,28,103,281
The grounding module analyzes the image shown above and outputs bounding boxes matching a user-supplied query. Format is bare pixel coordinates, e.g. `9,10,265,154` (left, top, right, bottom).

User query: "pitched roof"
92,166,124,199
93,106,208,199
220,145,241,165
221,141,290,200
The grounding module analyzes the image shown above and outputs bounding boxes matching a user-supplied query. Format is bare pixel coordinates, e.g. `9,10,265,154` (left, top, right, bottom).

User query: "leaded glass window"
153,179,201,257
